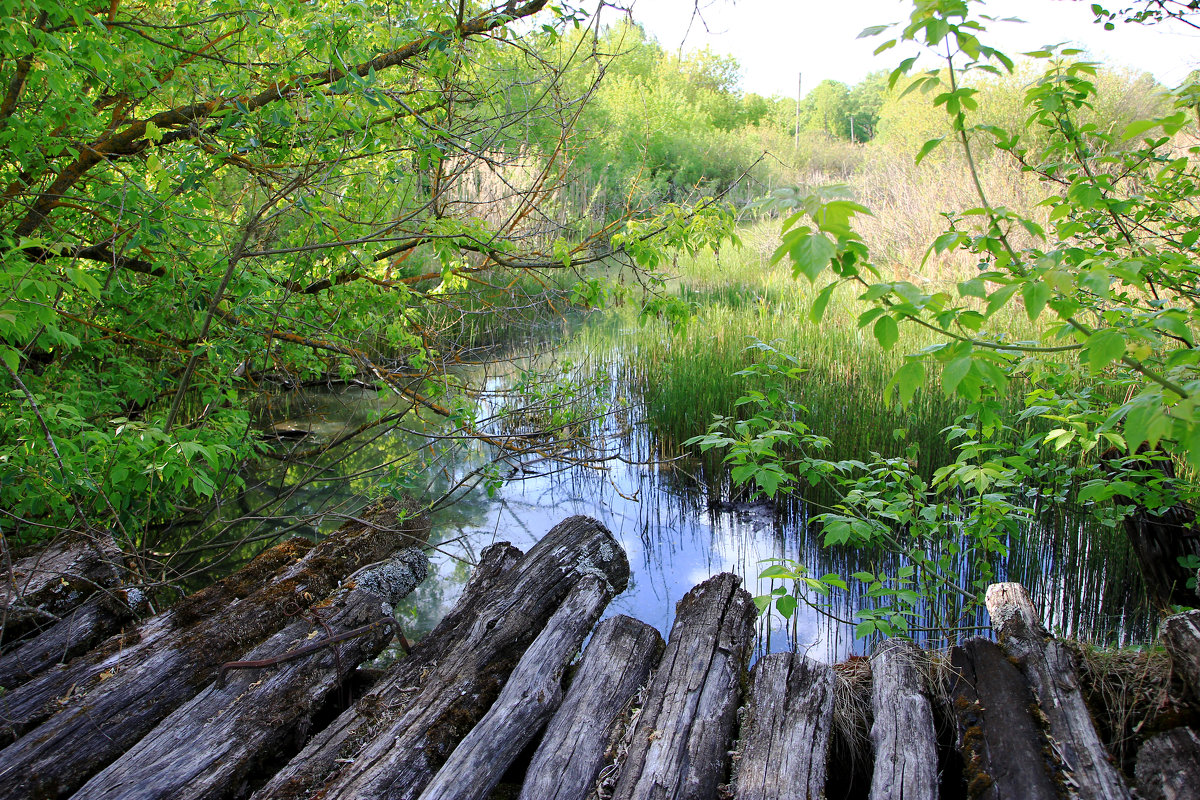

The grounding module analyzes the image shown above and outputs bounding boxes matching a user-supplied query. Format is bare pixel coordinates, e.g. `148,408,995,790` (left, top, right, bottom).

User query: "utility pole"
794,72,801,151
850,115,855,144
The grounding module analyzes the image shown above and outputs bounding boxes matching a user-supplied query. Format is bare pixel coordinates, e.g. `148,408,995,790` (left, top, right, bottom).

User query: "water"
209,326,1156,662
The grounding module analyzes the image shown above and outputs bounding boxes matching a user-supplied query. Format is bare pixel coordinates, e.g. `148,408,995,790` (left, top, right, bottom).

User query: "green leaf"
915,136,945,165
1086,328,1126,374
1021,280,1050,322
941,356,972,396
789,232,837,282
887,360,925,406
874,315,900,350
810,282,838,325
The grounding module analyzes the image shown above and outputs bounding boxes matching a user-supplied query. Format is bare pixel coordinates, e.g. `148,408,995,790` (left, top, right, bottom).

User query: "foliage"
692,0,1200,640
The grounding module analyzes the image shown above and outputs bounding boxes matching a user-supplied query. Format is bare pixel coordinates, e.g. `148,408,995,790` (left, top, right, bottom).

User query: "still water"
235,334,1155,662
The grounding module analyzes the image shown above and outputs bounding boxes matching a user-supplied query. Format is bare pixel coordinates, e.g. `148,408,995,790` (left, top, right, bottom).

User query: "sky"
627,0,1200,98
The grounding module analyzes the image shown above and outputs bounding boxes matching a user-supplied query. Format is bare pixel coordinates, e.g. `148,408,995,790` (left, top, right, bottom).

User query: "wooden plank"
1161,610,1200,698
609,572,755,800
254,515,629,800
949,638,1060,800
733,651,834,800
0,586,148,691
1135,727,1200,800
418,575,614,800
869,638,938,800
985,582,1131,800
1,529,123,645
70,549,429,800
518,615,663,800
0,498,428,800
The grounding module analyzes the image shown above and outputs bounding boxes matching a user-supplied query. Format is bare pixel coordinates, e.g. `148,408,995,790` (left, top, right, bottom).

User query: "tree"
0,0,736,581
694,0,1200,637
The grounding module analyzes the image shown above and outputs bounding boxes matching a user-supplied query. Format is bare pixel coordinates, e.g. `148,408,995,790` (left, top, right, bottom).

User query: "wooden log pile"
3,515,1199,800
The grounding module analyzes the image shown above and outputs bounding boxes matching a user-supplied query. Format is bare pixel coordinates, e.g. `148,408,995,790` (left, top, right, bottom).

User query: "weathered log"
1135,727,1200,800
609,572,755,800
518,615,663,800
0,498,428,800
985,582,1131,800
1161,609,1200,700
71,548,429,800
0,585,148,691
949,638,1060,800
733,651,834,800
253,515,629,800
419,575,615,800
1,529,123,645
868,638,939,800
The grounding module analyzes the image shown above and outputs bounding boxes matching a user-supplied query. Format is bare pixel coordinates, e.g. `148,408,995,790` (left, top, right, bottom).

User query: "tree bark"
254,515,629,800
518,615,663,800
1,529,123,645
949,638,1061,800
868,638,939,800
985,582,1131,800
418,575,615,800
1135,727,1200,800
0,585,148,691
609,572,755,800
0,498,428,800
733,651,834,800
70,549,428,800
1161,609,1200,700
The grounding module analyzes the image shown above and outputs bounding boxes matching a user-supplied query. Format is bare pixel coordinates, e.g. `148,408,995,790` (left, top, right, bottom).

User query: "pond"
216,310,1156,663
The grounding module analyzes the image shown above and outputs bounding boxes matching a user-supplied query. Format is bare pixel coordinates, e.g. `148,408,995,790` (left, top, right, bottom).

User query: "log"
985,582,1131,800
419,575,614,800
1135,727,1200,800
0,498,428,800
1161,610,1200,699
0,585,149,691
732,651,834,800
609,572,755,800
253,515,629,800
949,638,1060,800
71,548,429,800
868,638,938,800
1,529,123,645
518,615,663,800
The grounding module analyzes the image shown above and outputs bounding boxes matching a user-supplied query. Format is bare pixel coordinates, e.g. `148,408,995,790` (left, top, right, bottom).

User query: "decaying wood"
1135,727,1200,800
949,638,1060,800
0,498,428,800
610,572,755,800
254,515,629,800
868,638,938,800
518,615,663,800
419,575,615,800
1,529,123,645
71,548,429,800
733,651,834,800
0,585,148,691
985,582,1131,800
1161,609,1200,699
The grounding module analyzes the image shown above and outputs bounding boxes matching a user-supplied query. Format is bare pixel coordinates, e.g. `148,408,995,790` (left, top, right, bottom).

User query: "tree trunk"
419,575,615,800
610,572,755,800
868,638,938,800
1,529,123,645
1161,609,1200,699
254,515,629,800
733,651,834,800
0,498,428,800
518,615,663,800
0,585,148,690
1135,727,1200,800
70,549,428,800
985,582,1131,800
949,638,1061,800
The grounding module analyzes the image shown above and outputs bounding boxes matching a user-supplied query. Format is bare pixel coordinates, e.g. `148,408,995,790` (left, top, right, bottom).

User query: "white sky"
626,0,1200,98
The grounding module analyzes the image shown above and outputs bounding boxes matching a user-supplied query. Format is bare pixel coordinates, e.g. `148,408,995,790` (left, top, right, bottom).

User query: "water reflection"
206,345,1157,662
